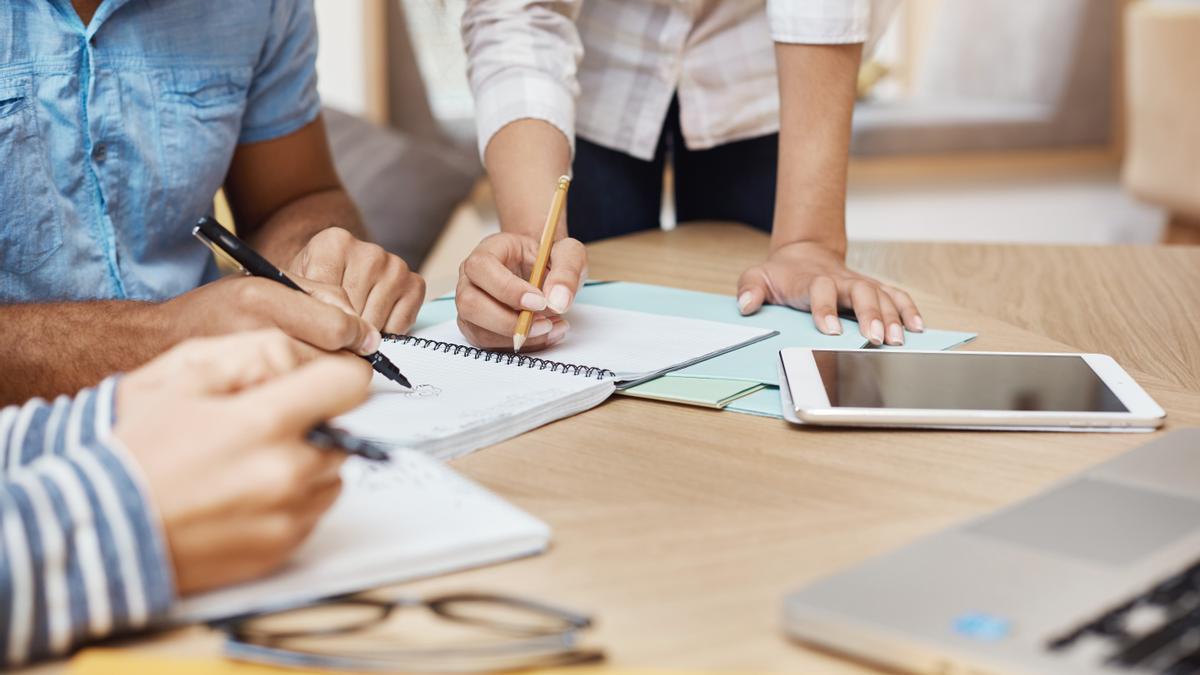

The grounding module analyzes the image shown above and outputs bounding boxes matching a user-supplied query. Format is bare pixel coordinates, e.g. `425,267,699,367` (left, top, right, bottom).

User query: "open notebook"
174,452,550,623
335,304,775,459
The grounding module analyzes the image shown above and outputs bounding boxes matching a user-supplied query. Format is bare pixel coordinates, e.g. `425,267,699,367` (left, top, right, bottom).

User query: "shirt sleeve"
0,378,175,667
768,0,901,50
461,0,584,163
239,0,322,144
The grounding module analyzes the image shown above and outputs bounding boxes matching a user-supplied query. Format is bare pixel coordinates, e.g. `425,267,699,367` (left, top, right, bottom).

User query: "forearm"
245,188,368,267
485,120,574,238
0,378,174,665
771,42,863,256
0,302,169,405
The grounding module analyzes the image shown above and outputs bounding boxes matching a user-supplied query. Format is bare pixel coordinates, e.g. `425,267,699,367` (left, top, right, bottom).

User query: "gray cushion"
323,107,481,268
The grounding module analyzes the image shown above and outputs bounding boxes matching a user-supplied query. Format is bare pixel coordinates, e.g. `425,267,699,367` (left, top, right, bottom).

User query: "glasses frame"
213,591,603,673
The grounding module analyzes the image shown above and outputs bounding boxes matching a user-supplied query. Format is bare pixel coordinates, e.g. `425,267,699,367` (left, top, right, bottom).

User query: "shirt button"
92,143,107,163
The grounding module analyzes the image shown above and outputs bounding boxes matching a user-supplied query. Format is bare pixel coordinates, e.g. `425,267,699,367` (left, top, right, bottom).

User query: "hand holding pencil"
454,175,584,353
513,176,571,352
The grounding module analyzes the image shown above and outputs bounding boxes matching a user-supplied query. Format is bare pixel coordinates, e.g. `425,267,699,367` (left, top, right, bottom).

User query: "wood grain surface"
847,239,1200,391
27,225,1200,674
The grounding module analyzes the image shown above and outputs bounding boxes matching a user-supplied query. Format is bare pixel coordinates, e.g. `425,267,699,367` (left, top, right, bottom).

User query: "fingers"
360,256,425,334
289,227,351,287
293,228,427,336
341,240,393,314
142,330,324,396
877,291,904,346
808,276,842,335
296,279,358,317
541,238,587,314
462,241,546,313
735,268,769,316
454,281,557,350
882,285,924,333
848,281,885,346
234,279,381,356
378,272,426,335
238,354,373,437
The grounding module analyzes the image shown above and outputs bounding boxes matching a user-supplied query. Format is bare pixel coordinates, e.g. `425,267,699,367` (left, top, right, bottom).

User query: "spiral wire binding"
383,334,616,380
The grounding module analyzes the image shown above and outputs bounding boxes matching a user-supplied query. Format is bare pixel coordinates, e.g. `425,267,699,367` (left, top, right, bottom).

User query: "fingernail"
520,292,547,311
547,320,570,344
529,318,553,338
912,315,925,332
360,330,382,354
737,292,754,314
870,319,885,345
824,315,842,335
887,323,905,345
547,285,572,313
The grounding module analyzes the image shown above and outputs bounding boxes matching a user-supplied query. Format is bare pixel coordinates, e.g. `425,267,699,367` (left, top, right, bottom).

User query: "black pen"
192,216,412,389
307,424,391,463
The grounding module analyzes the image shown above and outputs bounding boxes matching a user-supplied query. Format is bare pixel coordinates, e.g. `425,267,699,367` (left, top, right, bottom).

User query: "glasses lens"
433,596,585,635
238,601,386,638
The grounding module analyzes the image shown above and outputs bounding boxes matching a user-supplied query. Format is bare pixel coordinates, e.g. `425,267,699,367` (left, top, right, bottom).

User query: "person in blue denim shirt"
0,330,370,666
0,0,426,404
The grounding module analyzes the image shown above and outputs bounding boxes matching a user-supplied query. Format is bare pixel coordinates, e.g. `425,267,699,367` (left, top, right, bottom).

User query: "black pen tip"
368,352,412,389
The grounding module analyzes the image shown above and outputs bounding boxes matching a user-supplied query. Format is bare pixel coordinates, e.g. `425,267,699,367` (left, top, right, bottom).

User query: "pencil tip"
512,335,525,353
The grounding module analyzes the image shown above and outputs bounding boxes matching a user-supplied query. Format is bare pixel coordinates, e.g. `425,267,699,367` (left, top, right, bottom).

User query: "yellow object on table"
69,649,754,675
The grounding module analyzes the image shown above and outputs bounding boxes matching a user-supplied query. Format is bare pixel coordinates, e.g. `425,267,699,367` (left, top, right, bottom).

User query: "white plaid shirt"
463,0,900,162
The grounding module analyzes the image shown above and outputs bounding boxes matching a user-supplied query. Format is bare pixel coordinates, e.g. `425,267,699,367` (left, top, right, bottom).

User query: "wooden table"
34,225,1200,673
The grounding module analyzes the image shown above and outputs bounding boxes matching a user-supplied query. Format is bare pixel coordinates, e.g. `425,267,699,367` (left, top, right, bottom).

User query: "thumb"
736,268,770,316
541,238,587,314
236,354,373,437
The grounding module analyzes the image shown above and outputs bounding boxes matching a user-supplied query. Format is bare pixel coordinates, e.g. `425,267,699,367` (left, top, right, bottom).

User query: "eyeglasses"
214,591,605,672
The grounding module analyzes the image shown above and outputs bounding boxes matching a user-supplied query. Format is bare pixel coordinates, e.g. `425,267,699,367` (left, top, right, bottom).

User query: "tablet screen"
812,351,1128,412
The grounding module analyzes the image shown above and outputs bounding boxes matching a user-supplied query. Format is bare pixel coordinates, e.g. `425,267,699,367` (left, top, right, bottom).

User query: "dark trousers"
566,97,779,243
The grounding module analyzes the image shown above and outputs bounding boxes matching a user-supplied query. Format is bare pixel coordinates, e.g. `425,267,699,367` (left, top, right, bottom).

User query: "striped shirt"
463,0,901,162
0,378,173,666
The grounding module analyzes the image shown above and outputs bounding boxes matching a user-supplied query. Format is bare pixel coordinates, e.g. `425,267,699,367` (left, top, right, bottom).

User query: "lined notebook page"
334,339,613,458
175,452,550,623
415,304,775,383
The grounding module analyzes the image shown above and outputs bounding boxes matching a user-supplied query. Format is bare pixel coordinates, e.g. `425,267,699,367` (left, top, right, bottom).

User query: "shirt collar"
52,0,138,39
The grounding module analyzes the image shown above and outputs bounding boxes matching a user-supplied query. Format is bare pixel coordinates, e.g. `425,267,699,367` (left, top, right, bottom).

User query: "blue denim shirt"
0,0,321,302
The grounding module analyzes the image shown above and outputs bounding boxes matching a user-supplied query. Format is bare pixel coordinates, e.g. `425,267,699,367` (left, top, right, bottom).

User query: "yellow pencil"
513,175,572,352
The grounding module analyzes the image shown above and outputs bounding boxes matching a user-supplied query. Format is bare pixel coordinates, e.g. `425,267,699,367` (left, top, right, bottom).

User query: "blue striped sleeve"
0,378,176,666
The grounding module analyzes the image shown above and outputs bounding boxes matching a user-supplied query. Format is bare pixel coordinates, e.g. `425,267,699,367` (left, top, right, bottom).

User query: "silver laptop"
784,429,1200,675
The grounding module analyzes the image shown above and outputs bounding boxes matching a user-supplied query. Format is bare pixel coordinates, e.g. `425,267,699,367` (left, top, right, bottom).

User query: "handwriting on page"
377,384,442,400
342,454,479,502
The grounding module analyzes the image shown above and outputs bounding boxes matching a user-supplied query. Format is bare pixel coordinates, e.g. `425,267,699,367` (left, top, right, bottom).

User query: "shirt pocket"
0,77,64,275
158,68,251,189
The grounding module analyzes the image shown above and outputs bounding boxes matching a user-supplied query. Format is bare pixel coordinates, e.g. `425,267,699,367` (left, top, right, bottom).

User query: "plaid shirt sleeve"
461,0,585,163
768,0,901,48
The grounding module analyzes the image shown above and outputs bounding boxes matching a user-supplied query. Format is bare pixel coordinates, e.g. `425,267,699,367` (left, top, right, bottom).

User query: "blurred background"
307,0,1200,296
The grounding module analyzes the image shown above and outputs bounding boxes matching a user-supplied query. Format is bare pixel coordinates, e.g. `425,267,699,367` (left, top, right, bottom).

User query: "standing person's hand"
285,227,427,335
114,330,371,595
735,241,924,346
454,232,587,351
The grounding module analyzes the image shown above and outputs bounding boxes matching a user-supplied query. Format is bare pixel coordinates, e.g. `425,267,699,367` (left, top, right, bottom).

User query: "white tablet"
778,349,1166,431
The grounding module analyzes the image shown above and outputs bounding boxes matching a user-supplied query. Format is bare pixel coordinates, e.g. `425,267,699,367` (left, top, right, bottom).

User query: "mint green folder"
573,282,975,386
621,376,764,408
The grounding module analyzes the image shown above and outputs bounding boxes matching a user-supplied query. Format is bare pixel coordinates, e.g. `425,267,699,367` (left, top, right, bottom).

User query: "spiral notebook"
335,304,775,459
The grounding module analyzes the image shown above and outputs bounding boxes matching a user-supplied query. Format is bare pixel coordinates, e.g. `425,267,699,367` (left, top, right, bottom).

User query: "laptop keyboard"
1046,557,1200,673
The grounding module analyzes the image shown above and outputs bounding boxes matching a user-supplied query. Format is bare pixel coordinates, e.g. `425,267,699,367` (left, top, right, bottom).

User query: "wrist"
770,234,847,259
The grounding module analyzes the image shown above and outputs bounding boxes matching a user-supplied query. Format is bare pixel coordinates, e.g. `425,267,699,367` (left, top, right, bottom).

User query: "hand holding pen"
193,217,412,389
